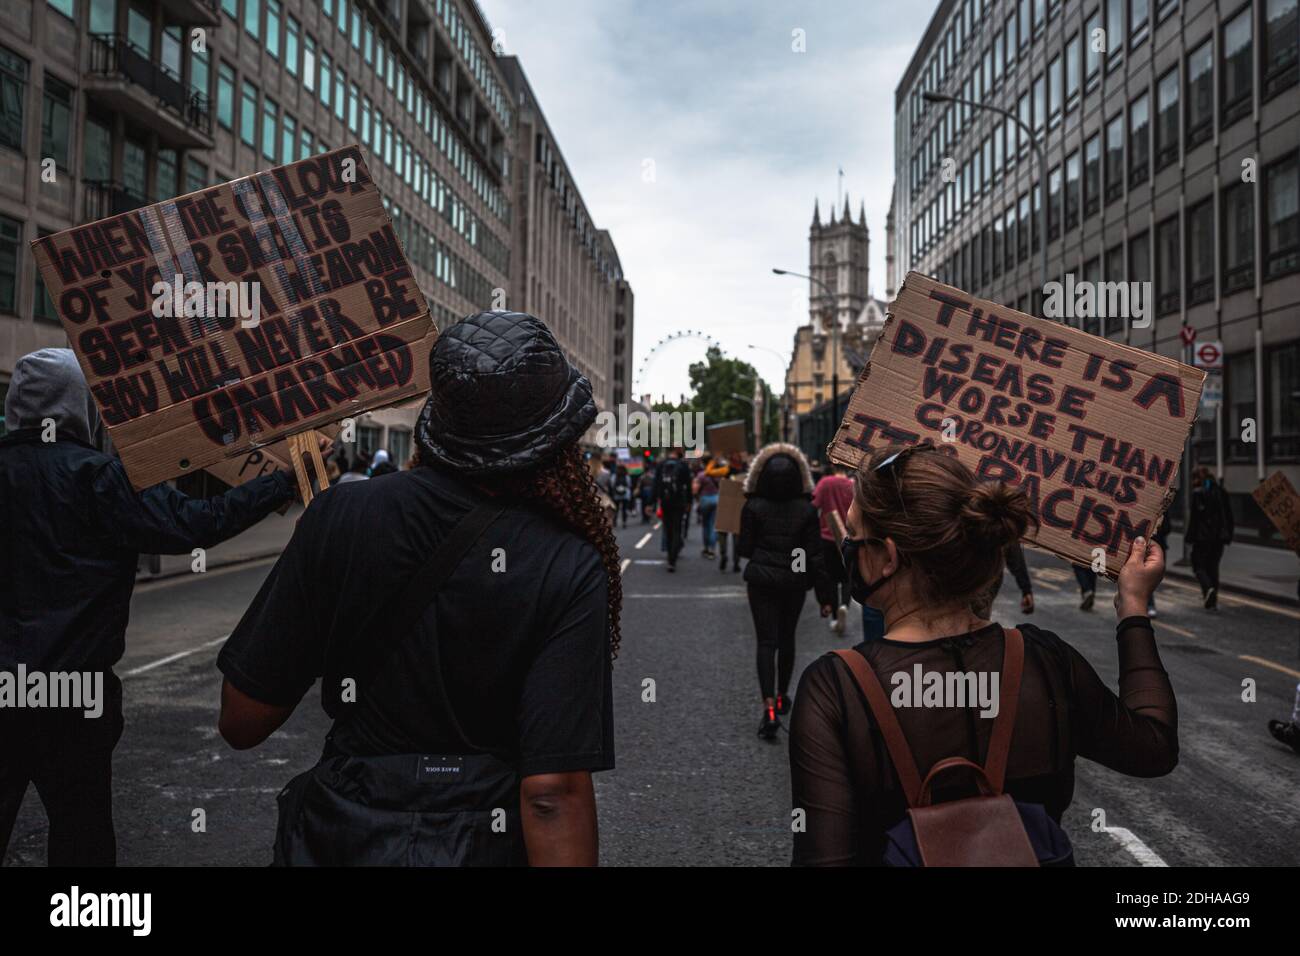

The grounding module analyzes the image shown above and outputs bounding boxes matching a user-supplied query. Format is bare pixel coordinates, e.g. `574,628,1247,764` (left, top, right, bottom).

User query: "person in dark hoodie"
738,442,835,739
0,348,296,866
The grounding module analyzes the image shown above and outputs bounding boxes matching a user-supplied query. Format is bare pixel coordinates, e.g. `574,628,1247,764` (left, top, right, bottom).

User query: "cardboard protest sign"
828,272,1205,575
1252,472,1300,556
715,476,745,535
32,145,436,490
707,420,747,458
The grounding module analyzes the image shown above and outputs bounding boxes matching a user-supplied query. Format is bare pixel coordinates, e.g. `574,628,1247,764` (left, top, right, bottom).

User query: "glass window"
0,47,28,153
262,95,277,161
319,50,331,107
1033,72,1045,130
1048,54,1061,125
1156,215,1180,315
82,117,110,180
1130,0,1149,46
127,4,150,53
266,0,280,59
1222,179,1255,293
1263,0,1299,100
221,0,235,18
1105,113,1124,202
1084,9,1102,82
1066,33,1081,106
240,80,257,148
243,0,259,40
1065,150,1080,230
1264,153,1299,279
185,157,207,192
157,147,177,199
1018,191,1030,260
1268,342,1300,459
0,216,19,314
1155,67,1179,170
299,125,311,161
47,0,74,19
1186,38,1213,148
335,67,345,120
40,74,71,169
286,14,299,75
348,82,359,132
89,0,115,34
33,227,57,322
191,47,209,101
1005,14,1016,68
122,137,146,200
1187,197,1214,305
1129,92,1149,188
1222,7,1253,125
1227,352,1256,459
1084,133,1101,217
304,35,316,92
217,61,235,129
282,112,295,168
1048,164,1061,239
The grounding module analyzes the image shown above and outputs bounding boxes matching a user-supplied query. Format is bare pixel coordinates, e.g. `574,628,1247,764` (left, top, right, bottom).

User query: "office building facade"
892,0,1299,540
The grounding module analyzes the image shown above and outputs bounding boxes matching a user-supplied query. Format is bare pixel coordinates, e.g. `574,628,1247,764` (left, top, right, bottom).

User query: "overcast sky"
477,0,937,403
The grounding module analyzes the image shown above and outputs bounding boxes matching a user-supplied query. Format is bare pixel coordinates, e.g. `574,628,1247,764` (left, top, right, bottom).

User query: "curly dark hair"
479,442,623,659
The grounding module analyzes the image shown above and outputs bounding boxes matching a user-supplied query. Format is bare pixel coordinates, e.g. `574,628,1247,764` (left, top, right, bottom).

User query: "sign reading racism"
1252,472,1300,556
827,272,1206,575
32,145,436,490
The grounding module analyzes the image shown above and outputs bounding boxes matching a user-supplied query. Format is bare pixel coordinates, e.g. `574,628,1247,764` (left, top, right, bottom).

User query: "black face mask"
841,537,894,605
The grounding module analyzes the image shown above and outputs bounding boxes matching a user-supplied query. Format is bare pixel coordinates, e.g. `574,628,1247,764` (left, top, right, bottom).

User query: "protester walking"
1187,466,1234,610
738,443,835,740
216,311,619,867
613,464,634,528
0,348,297,867
695,457,720,559
716,452,746,573
813,465,854,636
337,453,370,484
1073,563,1098,611
637,467,656,524
789,444,1177,865
656,447,692,572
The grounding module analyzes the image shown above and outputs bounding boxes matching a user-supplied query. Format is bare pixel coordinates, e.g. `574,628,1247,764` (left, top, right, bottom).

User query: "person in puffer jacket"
738,443,835,740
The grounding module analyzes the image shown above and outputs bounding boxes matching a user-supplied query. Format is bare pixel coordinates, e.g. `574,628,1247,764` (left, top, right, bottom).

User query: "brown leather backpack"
833,627,1044,867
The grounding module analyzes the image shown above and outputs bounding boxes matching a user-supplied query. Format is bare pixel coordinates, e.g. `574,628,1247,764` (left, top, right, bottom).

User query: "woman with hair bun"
789,444,1178,865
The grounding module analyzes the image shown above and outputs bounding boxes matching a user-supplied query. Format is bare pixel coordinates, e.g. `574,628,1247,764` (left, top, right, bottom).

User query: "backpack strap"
983,626,1025,794
330,499,505,750
832,624,1026,807
832,648,924,807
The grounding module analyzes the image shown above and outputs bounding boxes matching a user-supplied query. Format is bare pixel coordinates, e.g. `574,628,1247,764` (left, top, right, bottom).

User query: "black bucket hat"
415,310,596,475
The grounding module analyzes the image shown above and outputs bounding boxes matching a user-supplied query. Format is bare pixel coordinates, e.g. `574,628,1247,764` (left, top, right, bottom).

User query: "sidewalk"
1164,531,1300,605
134,505,302,580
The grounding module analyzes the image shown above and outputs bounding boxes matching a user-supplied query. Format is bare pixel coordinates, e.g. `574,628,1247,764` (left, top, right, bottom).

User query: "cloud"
478,0,935,402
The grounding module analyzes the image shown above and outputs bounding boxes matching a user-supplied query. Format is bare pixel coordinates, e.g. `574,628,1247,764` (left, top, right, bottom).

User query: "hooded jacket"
1,348,294,672
737,443,834,602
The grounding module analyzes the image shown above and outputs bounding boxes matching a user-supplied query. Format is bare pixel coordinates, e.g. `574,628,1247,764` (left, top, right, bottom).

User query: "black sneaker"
775,694,792,716
758,705,780,740
667,563,676,573
1205,587,1218,610
1080,590,1095,611
1268,719,1300,755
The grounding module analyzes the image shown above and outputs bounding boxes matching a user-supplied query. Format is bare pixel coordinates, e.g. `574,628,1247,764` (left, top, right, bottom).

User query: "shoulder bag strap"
832,648,924,807
333,500,506,749
981,626,1025,794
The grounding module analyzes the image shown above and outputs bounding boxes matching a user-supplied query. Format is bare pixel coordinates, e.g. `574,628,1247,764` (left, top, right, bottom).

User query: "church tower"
808,194,870,338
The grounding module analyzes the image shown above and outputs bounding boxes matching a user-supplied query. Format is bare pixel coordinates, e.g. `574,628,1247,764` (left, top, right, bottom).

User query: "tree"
685,347,781,450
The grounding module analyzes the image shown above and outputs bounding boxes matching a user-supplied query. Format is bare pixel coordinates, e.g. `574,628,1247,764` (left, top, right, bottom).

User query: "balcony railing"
83,180,148,221
87,34,212,137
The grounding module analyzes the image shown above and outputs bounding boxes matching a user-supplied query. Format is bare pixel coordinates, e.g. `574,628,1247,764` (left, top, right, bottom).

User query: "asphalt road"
5,512,1299,866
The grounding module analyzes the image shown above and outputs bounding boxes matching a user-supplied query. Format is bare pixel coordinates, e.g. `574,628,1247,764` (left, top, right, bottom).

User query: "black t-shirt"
217,465,614,778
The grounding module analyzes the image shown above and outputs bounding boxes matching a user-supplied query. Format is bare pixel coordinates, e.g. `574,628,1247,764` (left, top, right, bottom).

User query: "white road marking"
626,591,746,599
620,558,631,575
1239,654,1300,681
1104,826,1167,867
635,533,652,549
123,634,229,678
653,521,661,530
134,555,278,590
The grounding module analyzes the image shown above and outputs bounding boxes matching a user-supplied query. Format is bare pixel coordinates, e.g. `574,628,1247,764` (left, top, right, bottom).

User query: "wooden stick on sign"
286,430,329,505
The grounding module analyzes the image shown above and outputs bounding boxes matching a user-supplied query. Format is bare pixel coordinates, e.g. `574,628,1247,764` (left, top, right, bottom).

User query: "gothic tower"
808,194,870,338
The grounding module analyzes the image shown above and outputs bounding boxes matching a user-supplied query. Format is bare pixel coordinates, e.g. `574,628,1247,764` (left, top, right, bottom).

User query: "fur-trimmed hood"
743,442,815,499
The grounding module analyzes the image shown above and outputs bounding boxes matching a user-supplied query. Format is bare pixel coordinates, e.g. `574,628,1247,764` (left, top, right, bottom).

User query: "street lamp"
921,90,1050,307
772,267,843,424
747,345,791,441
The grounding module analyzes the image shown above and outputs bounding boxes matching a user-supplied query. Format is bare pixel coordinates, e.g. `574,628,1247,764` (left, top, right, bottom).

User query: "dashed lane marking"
636,533,652,549
1105,826,1168,867
620,558,631,575
1156,621,1198,639
123,634,229,678
1239,655,1300,681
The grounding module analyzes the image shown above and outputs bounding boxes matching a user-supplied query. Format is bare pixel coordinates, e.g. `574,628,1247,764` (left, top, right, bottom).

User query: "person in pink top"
813,467,855,634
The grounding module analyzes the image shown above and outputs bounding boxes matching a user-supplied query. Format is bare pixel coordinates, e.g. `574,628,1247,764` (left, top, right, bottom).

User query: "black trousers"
821,538,846,609
1074,565,1098,593
0,673,123,866
1192,541,1225,595
663,505,685,566
747,584,807,701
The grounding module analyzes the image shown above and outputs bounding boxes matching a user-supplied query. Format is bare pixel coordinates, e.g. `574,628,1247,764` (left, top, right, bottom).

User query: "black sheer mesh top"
789,619,1177,866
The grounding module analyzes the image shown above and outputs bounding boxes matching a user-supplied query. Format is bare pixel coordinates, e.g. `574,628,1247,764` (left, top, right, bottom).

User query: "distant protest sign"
827,272,1205,575
715,476,745,535
32,145,436,490
1252,472,1300,556
707,420,747,458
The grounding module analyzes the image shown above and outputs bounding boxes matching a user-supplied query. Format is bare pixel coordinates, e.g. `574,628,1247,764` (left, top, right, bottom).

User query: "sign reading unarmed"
32,145,436,489
828,272,1205,575
1252,472,1300,556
